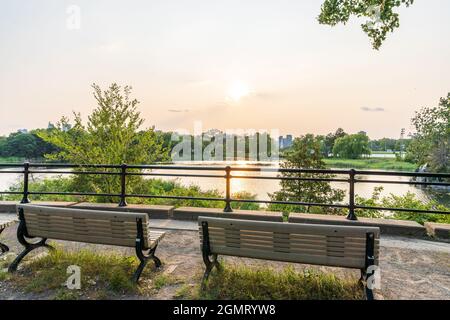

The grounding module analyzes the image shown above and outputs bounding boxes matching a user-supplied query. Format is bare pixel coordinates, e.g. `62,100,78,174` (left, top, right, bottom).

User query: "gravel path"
0,220,449,300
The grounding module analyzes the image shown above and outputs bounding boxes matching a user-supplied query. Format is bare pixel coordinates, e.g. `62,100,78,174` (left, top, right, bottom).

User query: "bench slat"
209,245,367,269
27,226,147,240
207,244,374,260
201,232,379,247
201,238,379,260
27,227,164,247
26,225,163,240
201,235,379,251
19,205,146,221
206,228,378,243
200,218,380,237
200,234,379,250
25,220,145,234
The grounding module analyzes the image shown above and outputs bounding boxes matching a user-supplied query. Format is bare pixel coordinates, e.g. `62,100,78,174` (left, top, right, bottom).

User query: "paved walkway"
0,214,17,225
150,219,197,231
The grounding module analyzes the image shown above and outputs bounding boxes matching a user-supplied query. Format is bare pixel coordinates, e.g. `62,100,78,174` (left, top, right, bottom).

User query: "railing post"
224,166,233,213
346,169,357,220
118,163,128,207
20,162,30,204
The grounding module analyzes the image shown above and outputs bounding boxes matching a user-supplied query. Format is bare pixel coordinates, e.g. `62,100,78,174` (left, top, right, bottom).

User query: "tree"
318,0,415,50
269,134,345,213
406,93,450,172
38,83,169,200
0,131,58,159
333,133,371,159
0,137,6,156
321,128,347,157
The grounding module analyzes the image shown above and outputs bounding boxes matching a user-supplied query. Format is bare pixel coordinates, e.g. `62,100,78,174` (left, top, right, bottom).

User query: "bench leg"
9,211,55,272
0,227,9,255
359,268,374,300
8,238,53,273
133,259,148,283
133,243,161,283
201,253,220,290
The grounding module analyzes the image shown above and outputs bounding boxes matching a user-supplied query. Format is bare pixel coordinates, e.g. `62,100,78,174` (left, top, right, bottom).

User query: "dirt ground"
1,223,449,300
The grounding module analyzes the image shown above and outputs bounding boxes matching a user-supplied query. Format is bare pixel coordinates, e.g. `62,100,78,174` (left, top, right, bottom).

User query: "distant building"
17,129,28,134
278,136,284,148
278,135,293,149
285,135,293,147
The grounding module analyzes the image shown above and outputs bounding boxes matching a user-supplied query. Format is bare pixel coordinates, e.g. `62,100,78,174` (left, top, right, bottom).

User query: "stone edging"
1,201,447,239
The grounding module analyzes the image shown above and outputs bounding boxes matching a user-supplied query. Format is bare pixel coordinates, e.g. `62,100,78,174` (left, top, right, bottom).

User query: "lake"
0,161,448,207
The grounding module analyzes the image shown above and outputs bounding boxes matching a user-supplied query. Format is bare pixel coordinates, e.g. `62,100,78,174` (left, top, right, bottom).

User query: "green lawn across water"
0,157,25,163
324,158,417,171
0,156,417,171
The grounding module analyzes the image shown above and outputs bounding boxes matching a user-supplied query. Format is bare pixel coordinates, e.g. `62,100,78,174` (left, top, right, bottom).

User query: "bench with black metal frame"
8,204,165,283
199,216,379,300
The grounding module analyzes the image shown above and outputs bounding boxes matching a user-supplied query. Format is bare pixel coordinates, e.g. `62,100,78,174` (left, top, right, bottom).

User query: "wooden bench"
8,204,166,283
198,216,380,299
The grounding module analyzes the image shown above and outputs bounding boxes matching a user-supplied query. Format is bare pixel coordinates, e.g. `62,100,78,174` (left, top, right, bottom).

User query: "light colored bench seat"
8,204,165,283
198,216,380,299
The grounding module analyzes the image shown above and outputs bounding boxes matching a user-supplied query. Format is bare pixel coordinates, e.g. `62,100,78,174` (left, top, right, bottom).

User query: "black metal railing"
0,162,449,220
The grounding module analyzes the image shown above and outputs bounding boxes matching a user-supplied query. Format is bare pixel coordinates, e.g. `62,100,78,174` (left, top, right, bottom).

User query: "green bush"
2,176,260,211
355,187,450,224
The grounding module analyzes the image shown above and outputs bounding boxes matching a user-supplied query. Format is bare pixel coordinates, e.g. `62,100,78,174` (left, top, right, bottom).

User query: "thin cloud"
168,109,190,113
361,107,385,112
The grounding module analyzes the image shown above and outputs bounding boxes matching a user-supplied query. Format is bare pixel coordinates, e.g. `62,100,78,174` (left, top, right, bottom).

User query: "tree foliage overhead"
269,134,345,213
318,0,414,49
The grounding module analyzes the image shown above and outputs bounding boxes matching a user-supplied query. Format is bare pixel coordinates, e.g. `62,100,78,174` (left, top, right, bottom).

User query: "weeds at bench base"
4,245,176,299
197,262,364,300
3,246,365,300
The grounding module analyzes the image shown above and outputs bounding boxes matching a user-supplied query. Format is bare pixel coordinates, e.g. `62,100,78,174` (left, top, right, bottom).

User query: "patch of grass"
153,274,176,290
9,245,163,299
174,283,196,299
54,289,83,300
0,252,15,269
324,158,417,171
19,247,138,293
0,269,9,281
199,263,364,300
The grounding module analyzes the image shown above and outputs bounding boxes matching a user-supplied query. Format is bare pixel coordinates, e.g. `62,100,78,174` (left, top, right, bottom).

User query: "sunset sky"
1,0,449,139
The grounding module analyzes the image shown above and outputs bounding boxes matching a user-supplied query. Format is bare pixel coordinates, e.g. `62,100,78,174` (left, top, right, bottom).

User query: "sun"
227,80,250,102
